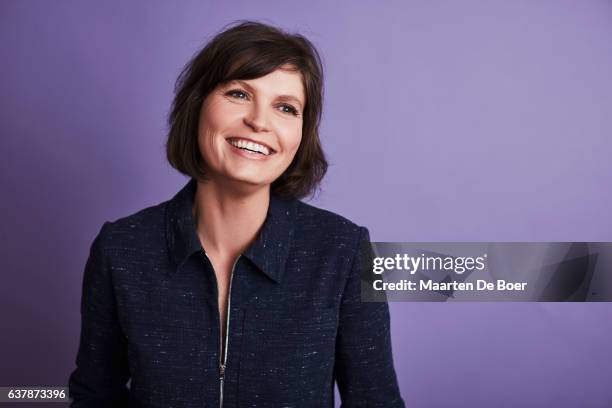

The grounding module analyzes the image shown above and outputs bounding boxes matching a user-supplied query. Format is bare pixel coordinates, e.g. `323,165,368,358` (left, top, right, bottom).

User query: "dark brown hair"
166,20,327,200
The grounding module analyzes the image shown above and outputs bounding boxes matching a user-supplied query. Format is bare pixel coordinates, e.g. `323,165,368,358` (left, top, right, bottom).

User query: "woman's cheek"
284,122,303,154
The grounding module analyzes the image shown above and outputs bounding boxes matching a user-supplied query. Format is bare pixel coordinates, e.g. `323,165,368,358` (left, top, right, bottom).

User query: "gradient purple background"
2,1,611,407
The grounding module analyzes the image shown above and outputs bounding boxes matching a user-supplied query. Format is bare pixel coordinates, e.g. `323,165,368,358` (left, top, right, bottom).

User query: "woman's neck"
191,179,270,261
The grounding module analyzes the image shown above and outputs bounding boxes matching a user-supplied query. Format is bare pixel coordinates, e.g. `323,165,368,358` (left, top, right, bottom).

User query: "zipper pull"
219,363,226,407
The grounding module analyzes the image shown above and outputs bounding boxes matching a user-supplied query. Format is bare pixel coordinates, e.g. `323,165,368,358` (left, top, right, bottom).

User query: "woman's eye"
226,89,249,100
279,104,299,116
225,90,299,116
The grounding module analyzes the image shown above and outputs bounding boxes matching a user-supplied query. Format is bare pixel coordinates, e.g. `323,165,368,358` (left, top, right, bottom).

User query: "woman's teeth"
228,138,271,156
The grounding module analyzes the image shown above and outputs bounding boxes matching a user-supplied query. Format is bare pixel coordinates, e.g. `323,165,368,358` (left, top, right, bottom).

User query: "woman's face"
197,67,305,191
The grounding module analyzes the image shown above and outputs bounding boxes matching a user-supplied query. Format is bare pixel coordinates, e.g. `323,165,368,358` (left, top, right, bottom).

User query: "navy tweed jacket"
68,178,405,407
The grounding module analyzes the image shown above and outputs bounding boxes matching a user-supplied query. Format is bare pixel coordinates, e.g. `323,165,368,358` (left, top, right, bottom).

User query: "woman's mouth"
226,137,276,159
226,137,275,155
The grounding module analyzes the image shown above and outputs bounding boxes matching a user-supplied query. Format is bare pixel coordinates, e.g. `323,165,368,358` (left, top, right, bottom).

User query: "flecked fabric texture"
68,178,405,407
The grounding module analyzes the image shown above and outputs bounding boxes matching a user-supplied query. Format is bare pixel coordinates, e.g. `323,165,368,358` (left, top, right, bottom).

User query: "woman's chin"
220,172,273,190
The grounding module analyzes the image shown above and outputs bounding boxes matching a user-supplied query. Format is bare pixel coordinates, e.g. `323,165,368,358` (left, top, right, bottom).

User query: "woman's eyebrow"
234,79,304,109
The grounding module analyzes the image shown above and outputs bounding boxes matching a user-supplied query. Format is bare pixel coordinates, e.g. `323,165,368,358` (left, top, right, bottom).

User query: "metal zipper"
203,251,239,408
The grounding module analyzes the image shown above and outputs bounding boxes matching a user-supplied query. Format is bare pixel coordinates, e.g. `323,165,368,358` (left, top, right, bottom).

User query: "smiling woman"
68,20,405,408
197,68,305,187
166,21,327,200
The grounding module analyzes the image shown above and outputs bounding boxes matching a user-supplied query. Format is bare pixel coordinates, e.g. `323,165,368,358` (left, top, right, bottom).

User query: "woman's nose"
243,104,270,133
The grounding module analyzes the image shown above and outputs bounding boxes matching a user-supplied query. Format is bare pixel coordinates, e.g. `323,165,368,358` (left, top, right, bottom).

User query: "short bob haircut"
166,20,327,200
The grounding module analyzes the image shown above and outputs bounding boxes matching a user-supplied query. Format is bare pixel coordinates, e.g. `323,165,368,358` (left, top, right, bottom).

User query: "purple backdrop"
1,1,611,407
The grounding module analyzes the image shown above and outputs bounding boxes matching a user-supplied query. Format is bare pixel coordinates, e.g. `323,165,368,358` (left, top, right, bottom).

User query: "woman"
68,21,404,407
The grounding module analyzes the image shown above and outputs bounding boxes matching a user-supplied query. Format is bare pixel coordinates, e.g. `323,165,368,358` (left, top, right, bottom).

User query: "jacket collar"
165,178,296,283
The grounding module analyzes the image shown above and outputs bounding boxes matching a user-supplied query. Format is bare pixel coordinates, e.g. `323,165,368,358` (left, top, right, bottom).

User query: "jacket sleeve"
68,222,131,407
334,226,405,407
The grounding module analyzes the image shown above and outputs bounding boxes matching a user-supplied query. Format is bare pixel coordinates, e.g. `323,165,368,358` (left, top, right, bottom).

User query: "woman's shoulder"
293,199,368,245
294,199,358,228
91,200,170,251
